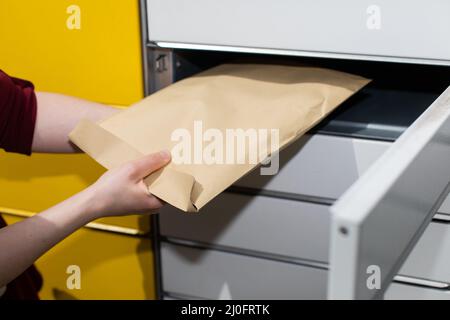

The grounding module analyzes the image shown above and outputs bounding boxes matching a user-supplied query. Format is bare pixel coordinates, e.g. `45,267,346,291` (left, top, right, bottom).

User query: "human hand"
87,150,171,217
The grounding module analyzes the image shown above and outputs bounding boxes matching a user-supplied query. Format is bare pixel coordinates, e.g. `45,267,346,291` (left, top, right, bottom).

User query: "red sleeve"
0,69,37,155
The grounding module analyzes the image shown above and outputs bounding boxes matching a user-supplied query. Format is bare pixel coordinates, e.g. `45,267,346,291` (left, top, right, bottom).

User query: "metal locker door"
328,87,450,299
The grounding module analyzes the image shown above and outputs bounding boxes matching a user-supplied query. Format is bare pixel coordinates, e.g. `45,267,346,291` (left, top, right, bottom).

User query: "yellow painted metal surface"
0,0,143,105
3,215,155,300
0,151,150,233
0,1,154,299
0,0,149,232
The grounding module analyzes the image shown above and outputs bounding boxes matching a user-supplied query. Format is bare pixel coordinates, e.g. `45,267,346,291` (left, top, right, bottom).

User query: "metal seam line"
162,236,337,270
0,206,147,237
150,41,450,67
138,0,150,96
164,291,210,301
225,187,335,206
225,188,450,223
393,275,450,290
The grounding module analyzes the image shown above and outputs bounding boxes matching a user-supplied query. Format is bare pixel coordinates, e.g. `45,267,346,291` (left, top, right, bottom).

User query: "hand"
88,150,171,217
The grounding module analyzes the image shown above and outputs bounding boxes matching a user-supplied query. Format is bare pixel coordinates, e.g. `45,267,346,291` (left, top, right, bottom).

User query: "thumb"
129,150,171,180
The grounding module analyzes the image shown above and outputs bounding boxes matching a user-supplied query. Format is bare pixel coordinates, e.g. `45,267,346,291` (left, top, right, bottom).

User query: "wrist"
77,185,106,221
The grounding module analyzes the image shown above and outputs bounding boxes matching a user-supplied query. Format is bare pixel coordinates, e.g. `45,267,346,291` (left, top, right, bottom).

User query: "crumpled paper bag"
69,63,369,212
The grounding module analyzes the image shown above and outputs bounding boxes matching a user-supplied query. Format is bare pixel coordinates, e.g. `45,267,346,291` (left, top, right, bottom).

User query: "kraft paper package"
69,63,369,212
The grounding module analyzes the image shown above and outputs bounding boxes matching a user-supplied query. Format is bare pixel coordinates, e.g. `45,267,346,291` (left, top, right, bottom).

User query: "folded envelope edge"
145,170,198,213
69,119,197,212
69,119,143,169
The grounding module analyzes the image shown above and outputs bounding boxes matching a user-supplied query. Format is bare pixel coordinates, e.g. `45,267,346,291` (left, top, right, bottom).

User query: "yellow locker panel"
3,214,155,300
0,0,143,105
0,151,150,233
0,1,149,232
0,1,152,300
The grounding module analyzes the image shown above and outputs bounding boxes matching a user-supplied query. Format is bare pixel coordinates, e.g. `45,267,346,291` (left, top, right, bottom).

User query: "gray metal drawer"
160,193,330,263
236,132,450,214
161,242,448,300
235,132,450,214
234,134,389,200
160,242,327,299
147,0,450,65
160,192,450,283
237,133,450,215
163,286,450,301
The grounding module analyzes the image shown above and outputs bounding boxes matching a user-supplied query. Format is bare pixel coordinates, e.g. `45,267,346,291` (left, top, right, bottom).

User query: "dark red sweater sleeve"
0,69,37,155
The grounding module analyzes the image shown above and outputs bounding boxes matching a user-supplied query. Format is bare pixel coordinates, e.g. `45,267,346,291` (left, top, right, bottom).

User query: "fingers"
139,180,165,209
145,195,165,209
129,150,171,180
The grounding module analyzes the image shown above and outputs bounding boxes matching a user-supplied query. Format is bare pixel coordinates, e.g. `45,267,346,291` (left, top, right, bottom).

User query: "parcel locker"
140,0,450,299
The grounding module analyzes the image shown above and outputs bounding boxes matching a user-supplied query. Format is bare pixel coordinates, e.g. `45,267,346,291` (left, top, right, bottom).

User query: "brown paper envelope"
70,63,370,212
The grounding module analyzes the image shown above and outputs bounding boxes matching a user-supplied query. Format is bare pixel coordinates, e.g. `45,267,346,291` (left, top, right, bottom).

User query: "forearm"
0,186,100,287
32,92,119,153
0,151,169,288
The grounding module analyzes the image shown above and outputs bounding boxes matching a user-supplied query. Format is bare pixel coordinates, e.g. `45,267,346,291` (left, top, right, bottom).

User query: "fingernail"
160,149,171,160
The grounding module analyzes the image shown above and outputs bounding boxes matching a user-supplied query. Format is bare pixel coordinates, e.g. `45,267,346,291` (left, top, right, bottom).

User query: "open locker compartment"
143,46,450,299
